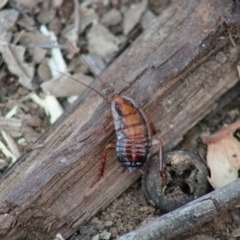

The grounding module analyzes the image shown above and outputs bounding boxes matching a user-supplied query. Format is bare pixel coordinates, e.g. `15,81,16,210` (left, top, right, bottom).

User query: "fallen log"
0,0,239,239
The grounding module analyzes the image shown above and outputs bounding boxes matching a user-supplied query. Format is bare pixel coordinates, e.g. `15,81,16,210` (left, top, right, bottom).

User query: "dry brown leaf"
41,72,94,98
100,8,122,27
14,0,39,9
68,57,89,74
17,31,51,48
141,10,156,29
0,42,34,89
202,120,240,189
31,46,46,64
61,24,79,55
123,0,147,35
38,57,52,81
22,125,40,143
48,17,62,35
88,21,120,62
0,0,8,9
0,9,19,42
53,0,63,8
54,5,94,56
37,8,56,24
22,116,42,128
79,7,99,33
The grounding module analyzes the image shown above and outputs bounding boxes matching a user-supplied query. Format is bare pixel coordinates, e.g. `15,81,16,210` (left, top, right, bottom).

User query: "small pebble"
231,209,240,224
95,221,105,231
18,87,29,96
79,225,95,235
116,219,122,226
110,212,116,218
104,214,111,221
92,234,99,240
99,231,111,239
110,227,118,238
105,220,113,227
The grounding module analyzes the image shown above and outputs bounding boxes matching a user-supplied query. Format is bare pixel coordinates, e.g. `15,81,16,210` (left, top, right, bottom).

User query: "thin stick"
118,179,240,240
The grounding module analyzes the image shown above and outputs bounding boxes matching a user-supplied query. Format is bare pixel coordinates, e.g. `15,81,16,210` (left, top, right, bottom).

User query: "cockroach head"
102,82,115,97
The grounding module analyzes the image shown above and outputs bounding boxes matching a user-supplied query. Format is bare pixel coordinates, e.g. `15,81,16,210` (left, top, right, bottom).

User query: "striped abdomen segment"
111,95,151,171
116,137,150,171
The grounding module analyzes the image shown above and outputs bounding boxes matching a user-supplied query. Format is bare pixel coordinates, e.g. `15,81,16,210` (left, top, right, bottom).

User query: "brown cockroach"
47,50,165,186
101,94,165,185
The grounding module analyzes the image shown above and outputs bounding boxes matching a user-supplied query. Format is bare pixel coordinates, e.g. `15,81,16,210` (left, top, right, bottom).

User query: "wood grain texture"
0,0,238,239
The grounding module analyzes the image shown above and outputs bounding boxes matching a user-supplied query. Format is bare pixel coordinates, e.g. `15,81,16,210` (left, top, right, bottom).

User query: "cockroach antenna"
41,62,111,104
80,54,115,96
67,41,115,98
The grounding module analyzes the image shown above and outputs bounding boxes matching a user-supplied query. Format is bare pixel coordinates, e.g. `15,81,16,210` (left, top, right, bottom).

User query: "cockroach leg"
151,139,166,188
101,142,116,176
147,121,157,135
102,113,112,119
91,142,116,187
94,121,114,134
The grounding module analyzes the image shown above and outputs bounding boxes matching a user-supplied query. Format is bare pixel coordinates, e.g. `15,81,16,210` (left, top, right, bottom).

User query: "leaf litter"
0,42,34,89
0,0,240,240
202,120,240,189
0,9,19,41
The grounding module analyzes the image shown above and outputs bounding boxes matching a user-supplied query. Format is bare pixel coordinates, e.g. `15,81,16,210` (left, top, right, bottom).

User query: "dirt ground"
0,0,240,240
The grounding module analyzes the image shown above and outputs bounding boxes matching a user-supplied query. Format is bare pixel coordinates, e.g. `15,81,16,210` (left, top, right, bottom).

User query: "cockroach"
47,49,165,187
99,94,165,186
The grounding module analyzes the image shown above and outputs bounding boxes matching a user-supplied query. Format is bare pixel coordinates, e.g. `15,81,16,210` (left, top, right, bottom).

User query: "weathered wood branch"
118,179,240,240
0,0,239,239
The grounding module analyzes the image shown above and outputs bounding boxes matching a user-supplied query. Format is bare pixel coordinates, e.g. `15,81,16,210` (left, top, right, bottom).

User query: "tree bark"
0,0,238,239
117,179,240,240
